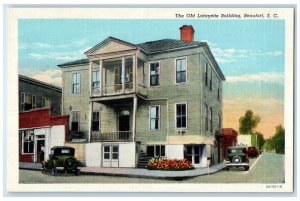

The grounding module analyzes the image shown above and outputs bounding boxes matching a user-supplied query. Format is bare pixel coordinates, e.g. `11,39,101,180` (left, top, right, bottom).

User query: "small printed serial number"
266,185,283,188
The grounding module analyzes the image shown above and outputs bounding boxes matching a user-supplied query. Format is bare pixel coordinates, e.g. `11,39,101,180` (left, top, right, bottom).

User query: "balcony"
91,131,132,142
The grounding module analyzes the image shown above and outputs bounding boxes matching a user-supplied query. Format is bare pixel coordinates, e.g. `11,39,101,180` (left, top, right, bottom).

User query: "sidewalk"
19,162,225,179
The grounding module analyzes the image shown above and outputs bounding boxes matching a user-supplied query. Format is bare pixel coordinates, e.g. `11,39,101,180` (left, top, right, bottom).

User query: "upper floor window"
209,107,213,132
217,114,221,130
176,103,187,129
176,58,187,83
20,92,25,111
32,95,36,109
150,62,160,86
92,70,100,92
72,73,80,94
24,93,32,111
204,104,209,131
71,111,79,131
149,106,160,130
205,62,208,86
92,111,100,131
42,97,51,108
22,130,34,154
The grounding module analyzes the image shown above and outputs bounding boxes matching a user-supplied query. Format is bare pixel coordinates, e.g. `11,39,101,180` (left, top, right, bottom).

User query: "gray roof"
19,74,62,91
57,58,89,67
137,39,202,54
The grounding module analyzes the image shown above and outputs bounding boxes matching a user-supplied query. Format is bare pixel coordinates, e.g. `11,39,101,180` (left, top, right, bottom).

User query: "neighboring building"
58,25,225,168
19,108,68,163
19,74,62,115
221,128,238,160
237,135,252,147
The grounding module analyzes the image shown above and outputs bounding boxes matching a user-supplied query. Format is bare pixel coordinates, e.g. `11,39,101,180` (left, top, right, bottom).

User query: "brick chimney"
180,25,194,42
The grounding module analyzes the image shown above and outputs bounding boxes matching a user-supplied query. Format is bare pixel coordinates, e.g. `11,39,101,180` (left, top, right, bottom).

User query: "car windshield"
228,148,245,154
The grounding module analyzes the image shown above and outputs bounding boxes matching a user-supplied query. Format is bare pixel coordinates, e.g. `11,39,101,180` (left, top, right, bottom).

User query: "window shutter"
129,66,133,83
114,67,119,84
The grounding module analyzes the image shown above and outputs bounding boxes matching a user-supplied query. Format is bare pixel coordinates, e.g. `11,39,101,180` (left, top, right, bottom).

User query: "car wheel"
64,157,77,171
51,168,57,176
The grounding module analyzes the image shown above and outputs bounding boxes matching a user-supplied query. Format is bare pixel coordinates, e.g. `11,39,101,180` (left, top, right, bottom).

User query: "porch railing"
91,131,132,142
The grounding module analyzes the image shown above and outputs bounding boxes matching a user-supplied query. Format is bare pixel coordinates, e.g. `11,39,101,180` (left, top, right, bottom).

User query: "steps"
137,153,152,169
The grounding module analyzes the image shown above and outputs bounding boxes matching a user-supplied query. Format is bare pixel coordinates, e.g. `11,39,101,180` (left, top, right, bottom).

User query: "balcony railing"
91,131,132,142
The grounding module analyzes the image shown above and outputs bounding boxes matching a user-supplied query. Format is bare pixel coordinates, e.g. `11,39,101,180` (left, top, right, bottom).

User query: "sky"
18,19,285,138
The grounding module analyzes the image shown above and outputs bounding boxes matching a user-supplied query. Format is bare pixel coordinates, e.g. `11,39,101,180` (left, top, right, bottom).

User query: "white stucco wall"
49,125,65,149
200,144,209,167
237,135,252,147
166,144,184,160
119,142,136,167
85,143,102,167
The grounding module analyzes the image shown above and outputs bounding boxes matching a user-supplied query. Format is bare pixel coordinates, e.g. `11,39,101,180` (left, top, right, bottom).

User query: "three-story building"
58,25,225,168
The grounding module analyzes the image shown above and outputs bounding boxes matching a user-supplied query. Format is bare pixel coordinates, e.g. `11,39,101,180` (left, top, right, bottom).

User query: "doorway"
184,145,202,166
102,145,119,167
36,140,45,163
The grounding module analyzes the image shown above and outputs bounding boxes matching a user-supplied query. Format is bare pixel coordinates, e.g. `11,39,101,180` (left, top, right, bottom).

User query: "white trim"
175,102,188,130
148,61,161,87
149,105,161,131
174,57,188,84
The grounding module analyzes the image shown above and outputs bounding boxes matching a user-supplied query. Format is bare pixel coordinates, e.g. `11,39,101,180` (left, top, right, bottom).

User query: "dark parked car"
225,146,249,171
42,146,81,176
247,146,259,158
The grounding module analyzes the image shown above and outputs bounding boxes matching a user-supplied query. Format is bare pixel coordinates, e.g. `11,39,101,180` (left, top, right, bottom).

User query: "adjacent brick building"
221,128,238,160
58,25,226,168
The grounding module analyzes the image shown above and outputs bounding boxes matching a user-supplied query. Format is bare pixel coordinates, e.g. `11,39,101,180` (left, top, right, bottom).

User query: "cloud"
31,69,62,87
211,47,283,64
29,47,88,61
226,72,284,84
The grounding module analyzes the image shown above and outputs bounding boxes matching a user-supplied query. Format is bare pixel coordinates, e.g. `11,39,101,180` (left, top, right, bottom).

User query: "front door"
102,145,119,167
184,145,202,166
119,115,130,131
36,140,45,163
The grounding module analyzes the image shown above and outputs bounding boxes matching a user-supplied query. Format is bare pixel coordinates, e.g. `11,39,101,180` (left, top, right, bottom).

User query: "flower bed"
147,157,194,171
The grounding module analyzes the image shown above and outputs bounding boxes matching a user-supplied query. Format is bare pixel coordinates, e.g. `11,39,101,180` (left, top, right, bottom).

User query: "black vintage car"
225,146,249,171
42,146,81,176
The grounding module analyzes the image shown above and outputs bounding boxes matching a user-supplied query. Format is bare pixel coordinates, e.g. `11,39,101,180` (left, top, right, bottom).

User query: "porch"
91,131,132,142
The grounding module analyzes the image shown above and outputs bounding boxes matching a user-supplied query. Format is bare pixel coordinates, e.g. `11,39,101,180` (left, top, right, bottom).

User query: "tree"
239,110,261,135
251,132,265,149
262,125,285,154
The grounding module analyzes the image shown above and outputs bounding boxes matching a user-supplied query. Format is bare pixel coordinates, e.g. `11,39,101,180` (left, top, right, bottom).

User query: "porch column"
89,61,92,96
132,54,136,92
121,57,125,93
132,96,137,142
88,101,93,142
99,59,103,96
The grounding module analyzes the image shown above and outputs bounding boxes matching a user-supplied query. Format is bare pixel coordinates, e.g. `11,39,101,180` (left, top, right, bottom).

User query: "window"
217,114,221,130
32,95,36,109
176,58,187,83
150,62,160,86
42,97,51,108
204,104,209,131
71,111,79,131
24,93,32,111
20,92,25,111
22,130,34,154
92,112,100,131
149,106,160,130
176,103,187,129
210,69,213,91
210,107,213,132
92,70,100,92
72,73,80,94
205,62,208,86
147,145,165,157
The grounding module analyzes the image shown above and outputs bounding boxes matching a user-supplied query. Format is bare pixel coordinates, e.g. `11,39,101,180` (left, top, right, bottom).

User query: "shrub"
147,157,194,170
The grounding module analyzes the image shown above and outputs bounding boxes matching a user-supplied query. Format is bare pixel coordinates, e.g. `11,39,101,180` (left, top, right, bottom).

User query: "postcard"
5,6,294,193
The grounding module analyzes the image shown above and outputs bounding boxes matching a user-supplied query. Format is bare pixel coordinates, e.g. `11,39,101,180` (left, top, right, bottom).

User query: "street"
19,153,284,184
